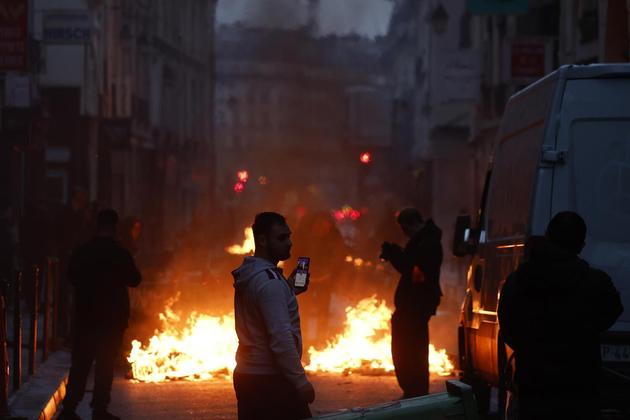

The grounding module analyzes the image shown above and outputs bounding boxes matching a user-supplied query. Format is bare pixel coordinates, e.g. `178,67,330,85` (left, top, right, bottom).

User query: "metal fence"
0,256,62,414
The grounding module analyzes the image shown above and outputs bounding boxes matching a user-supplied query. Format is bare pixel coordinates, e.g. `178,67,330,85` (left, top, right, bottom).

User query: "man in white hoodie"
232,212,315,420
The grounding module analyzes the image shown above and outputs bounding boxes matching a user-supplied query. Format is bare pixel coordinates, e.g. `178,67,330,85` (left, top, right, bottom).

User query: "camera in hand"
380,241,397,261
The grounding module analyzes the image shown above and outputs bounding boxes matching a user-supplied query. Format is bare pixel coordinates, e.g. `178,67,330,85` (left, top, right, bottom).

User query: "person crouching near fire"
232,212,315,420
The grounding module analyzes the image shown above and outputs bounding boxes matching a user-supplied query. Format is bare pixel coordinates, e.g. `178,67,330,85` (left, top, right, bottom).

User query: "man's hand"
288,269,310,295
297,381,315,403
380,241,401,261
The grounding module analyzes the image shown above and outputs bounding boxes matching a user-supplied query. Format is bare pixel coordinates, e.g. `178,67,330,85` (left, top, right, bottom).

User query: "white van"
453,64,630,415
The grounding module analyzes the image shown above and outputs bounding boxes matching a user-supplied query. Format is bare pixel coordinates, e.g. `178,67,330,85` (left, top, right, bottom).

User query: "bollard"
12,271,21,391
0,280,10,417
28,265,39,376
42,259,51,362
51,258,59,346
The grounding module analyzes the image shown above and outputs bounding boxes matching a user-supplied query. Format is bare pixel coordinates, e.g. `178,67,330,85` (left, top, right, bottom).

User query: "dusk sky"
217,0,394,38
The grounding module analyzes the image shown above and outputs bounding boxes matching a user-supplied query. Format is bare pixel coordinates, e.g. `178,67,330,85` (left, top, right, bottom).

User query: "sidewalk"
8,351,70,420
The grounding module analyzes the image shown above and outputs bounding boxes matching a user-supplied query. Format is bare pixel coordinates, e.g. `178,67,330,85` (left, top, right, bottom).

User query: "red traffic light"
233,182,245,193
359,152,372,164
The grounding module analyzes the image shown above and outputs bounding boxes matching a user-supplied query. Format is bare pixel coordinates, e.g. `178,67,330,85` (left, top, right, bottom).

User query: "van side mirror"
452,214,476,257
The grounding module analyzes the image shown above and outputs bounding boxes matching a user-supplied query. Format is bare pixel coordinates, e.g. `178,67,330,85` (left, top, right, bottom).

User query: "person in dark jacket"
380,208,443,398
232,212,315,420
498,211,623,420
59,209,142,420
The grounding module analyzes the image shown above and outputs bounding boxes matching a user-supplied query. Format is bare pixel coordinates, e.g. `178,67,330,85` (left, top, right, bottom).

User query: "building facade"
385,0,630,307
3,0,218,253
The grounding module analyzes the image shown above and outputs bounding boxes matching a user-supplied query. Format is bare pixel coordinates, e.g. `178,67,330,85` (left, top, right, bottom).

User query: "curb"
39,374,68,420
8,351,70,420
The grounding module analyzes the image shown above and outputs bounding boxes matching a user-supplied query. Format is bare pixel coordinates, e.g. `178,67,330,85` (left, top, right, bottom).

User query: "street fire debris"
127,295,453,383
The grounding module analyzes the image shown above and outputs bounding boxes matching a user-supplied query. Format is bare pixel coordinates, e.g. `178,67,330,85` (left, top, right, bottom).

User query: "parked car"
452,64,630,415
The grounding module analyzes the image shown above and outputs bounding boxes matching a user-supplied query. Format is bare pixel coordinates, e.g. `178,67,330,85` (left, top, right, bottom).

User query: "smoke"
217,0,309,30
216,0,393,39
317,0,393,39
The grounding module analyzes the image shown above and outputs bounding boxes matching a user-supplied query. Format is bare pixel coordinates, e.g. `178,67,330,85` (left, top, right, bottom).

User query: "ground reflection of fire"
128,296,454,383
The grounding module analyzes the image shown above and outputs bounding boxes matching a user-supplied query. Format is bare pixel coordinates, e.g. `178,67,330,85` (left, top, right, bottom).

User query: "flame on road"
127,297,237,382
226,227,255,255
306,296,454,377
128,296,453,383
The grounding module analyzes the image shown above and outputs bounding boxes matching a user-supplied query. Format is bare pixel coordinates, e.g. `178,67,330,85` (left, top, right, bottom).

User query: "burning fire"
128,296,453,383
226,227,255,255
306,296,454,376
127,296,237,382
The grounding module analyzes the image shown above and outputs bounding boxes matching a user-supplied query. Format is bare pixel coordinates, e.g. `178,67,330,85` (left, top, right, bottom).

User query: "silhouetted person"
232,212,315,420
57,190,94,340
380,208,443,398
119,216,141,256
288,211,348,345
59,209,142,420
0,206,15,284
498,211,623,420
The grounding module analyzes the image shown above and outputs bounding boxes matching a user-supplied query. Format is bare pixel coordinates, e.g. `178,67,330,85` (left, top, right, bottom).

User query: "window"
578,0,598,45
485,79,555,239
571,120,630,243
459,11,471,49
486,122,543,239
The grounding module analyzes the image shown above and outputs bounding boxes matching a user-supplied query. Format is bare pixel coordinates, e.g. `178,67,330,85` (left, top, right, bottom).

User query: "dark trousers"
391,310,431,398
63,326,124,412
233,372,312,420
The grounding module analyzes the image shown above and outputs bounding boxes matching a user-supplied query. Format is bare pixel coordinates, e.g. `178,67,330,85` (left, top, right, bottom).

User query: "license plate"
601,344,630,362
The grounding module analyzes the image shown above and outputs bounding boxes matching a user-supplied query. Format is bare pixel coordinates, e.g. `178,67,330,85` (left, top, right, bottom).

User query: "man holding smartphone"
232,212,315,420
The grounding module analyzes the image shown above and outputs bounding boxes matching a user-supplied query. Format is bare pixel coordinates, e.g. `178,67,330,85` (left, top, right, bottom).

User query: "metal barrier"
0,257,62,405
28,265,39,376
12,270,21,392
0,279,10,417
42,258,54,362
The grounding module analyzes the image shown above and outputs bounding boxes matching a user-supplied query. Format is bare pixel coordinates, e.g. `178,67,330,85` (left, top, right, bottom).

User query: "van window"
487,123,544,239
485,79,555,240
571,120,630,242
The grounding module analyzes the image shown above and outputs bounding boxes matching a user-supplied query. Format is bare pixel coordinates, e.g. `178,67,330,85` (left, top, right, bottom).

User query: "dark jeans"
391,310,431,398
63,326,124,412
233,372,312,420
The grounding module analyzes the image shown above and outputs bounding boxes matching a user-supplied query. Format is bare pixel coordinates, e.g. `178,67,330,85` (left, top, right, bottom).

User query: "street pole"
28,265,38,375
0,279,10,417
12,271,21,391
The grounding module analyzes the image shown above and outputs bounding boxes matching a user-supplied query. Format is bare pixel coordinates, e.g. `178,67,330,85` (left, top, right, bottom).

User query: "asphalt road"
70,371,456,419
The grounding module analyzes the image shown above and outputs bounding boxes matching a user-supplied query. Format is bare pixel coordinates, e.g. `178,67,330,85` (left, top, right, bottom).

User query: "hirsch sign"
43,12,91,43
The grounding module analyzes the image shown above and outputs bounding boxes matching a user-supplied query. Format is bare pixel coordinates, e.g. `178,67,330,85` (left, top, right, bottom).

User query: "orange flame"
226,227,255,255
306,296,454,376
128,296,453,383
127,296,237,382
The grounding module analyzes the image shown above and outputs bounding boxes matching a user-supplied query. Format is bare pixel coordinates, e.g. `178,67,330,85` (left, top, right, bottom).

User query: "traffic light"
237,170,249,183
359,152,372,164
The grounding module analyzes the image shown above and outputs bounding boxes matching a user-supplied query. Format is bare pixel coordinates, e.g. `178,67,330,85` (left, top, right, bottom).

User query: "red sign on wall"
0,0,28,71
511,40,546,79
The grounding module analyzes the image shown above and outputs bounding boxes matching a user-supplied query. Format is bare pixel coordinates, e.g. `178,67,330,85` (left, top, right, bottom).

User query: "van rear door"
552,75,630,336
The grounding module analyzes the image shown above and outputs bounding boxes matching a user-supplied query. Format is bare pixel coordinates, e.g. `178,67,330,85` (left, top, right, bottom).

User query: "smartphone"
294,257,310,288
